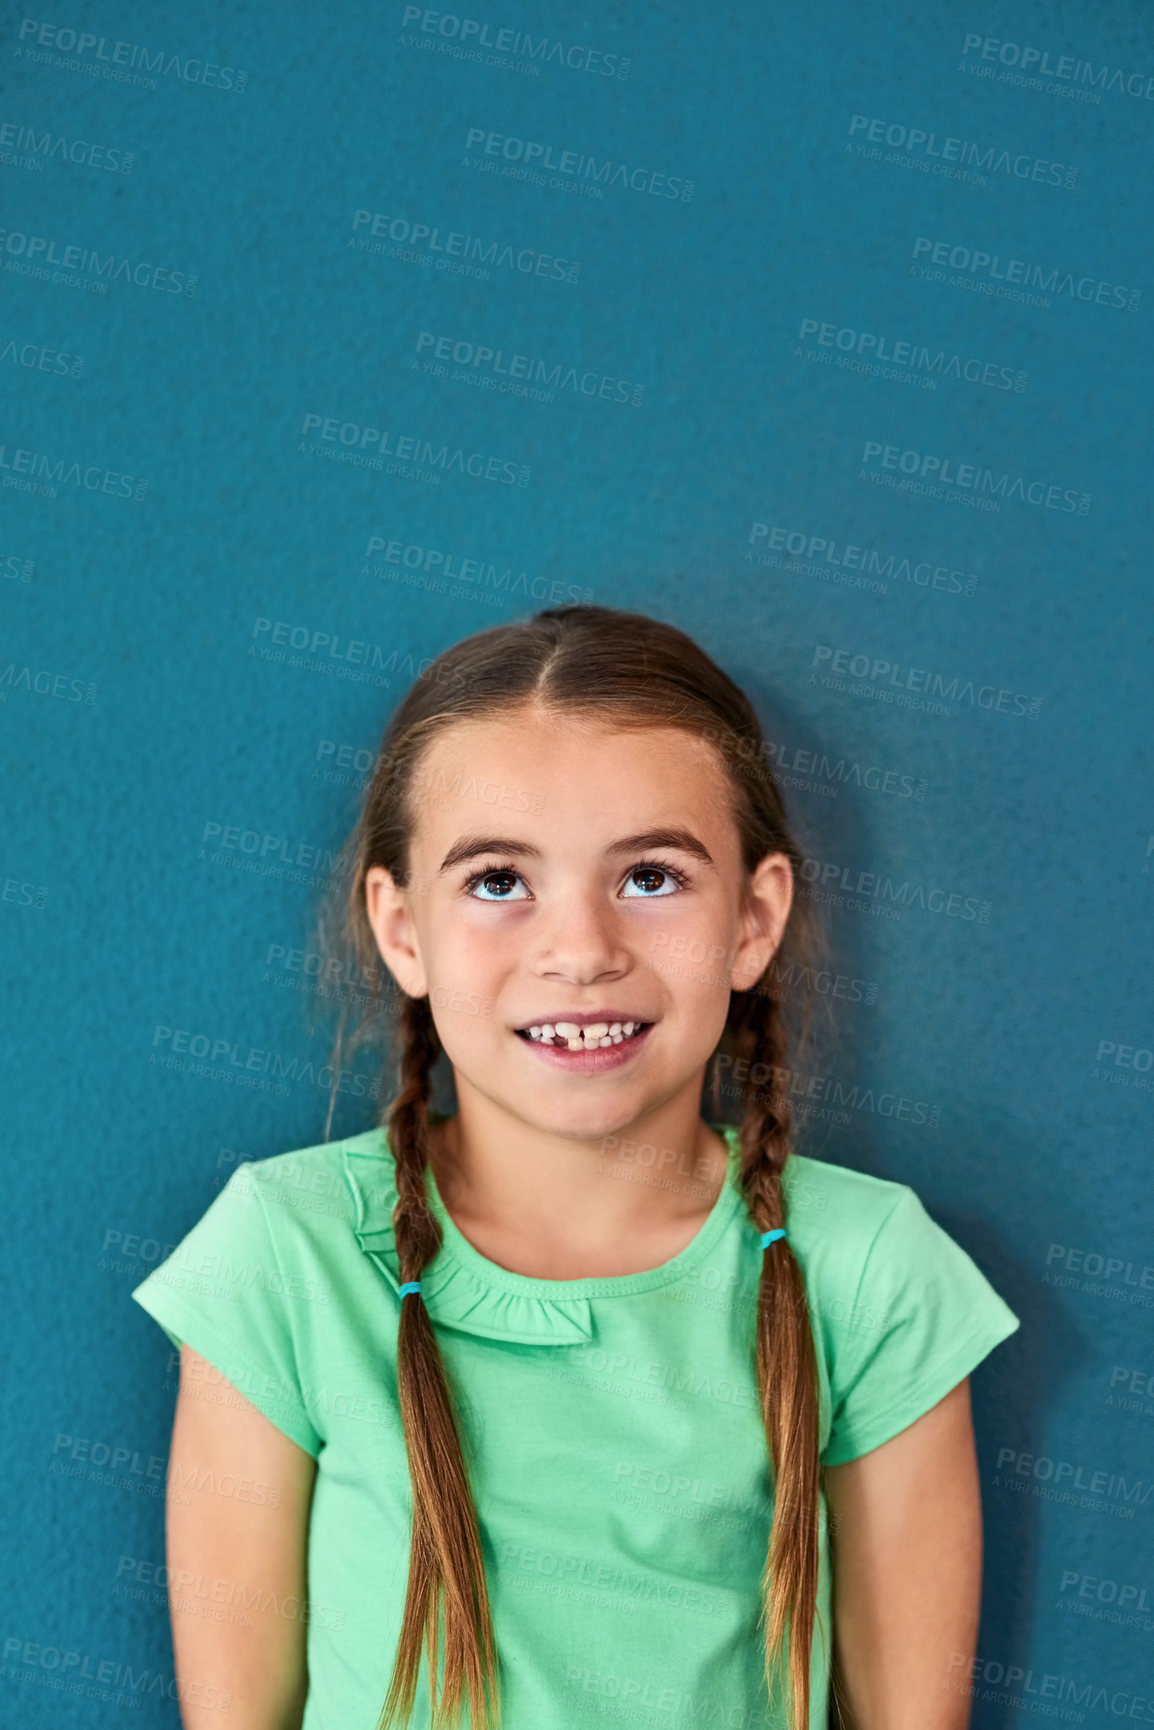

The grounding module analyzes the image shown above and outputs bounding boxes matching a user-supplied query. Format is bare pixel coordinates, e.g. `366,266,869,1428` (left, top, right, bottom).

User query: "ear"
729,852,794,992
363,865,429,999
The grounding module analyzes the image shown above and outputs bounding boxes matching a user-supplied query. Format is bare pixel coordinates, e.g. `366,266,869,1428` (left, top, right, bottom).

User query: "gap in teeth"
525,1020,641,1047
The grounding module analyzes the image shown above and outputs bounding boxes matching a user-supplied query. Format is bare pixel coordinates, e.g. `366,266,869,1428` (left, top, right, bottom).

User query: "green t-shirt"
132,1122,1019,1730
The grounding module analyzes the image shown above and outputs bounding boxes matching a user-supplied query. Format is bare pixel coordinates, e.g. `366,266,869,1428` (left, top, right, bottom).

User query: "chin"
521,1088,657,1145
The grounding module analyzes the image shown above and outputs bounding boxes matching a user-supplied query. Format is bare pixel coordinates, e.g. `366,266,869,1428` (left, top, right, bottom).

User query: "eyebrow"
610,828,715,865
439,835,543,873
438,827,714,873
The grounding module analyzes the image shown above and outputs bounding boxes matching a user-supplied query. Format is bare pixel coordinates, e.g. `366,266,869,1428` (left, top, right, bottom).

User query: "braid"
379,995,500,1730
728,981,823,1730
388,994,442,1279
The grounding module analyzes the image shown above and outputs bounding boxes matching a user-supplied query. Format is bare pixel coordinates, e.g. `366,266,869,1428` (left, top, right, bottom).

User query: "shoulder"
779,1153,927,1322
131,1129,395,1459
237,1123,388,1191
783,1157,1020,1463
216,1125,394,1248
783,1153,993,1291
782,1151,1019,1372
783,1151,911,1259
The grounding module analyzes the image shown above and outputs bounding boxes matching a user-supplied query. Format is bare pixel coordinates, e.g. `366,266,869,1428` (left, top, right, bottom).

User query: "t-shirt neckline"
420,1119,746,1301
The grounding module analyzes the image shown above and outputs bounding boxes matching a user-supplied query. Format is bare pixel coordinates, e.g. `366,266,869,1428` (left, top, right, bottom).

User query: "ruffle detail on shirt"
342,1139,593,1347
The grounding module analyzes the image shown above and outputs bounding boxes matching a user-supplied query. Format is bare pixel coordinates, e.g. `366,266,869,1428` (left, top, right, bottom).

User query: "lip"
512,1011,653,1031
518,1021,654,1075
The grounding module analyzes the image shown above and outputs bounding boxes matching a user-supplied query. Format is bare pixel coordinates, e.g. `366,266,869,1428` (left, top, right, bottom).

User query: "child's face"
365,707,793,1144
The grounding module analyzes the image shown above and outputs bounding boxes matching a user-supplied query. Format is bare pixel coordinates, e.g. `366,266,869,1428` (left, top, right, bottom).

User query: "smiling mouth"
515,1020,652,1052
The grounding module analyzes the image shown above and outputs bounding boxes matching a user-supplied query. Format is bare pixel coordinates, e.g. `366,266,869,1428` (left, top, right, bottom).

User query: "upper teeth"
525,1020,640,1047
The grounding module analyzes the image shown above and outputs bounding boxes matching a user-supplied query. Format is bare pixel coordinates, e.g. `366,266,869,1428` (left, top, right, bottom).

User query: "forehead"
408,711,737,843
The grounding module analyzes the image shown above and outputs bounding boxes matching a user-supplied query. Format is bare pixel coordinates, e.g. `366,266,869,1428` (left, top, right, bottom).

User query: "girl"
133,605,1019,1730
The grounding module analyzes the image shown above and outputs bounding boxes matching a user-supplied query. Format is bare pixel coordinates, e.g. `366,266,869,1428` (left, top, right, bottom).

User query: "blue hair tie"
760,1229,787,1249
399,1281,422,1298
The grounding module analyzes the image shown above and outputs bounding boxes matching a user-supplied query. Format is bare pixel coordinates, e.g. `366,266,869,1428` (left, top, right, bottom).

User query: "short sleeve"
131,1165,323,1458
821,1186,1020,1466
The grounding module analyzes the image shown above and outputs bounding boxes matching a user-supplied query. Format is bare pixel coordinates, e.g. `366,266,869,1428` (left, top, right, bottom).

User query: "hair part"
313,606,834,1730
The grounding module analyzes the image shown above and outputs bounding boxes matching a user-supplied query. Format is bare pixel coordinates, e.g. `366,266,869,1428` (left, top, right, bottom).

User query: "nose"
531,893,631,986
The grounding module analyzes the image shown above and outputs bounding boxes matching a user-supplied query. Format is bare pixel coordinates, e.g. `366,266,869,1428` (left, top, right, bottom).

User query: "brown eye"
624,866,677,897
469,870,528,901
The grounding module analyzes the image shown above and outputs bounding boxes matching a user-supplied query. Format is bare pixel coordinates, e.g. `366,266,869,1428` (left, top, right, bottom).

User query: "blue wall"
3,0,1152,1721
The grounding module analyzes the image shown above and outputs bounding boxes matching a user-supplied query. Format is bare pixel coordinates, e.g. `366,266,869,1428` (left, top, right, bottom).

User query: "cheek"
647,938,738,1024
423,908,508,995
423,950,500,1045
644,897,738,970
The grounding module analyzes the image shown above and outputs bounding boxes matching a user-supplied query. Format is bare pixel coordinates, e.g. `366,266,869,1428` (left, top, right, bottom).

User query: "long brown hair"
314,605,833,1730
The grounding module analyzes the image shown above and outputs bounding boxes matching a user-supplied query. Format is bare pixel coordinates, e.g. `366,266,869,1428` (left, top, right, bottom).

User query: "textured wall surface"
2,0,1152,1722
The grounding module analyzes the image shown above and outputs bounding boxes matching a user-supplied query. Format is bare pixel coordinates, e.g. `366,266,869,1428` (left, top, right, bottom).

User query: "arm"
166,1344,318,1730
822,1378,982,1730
